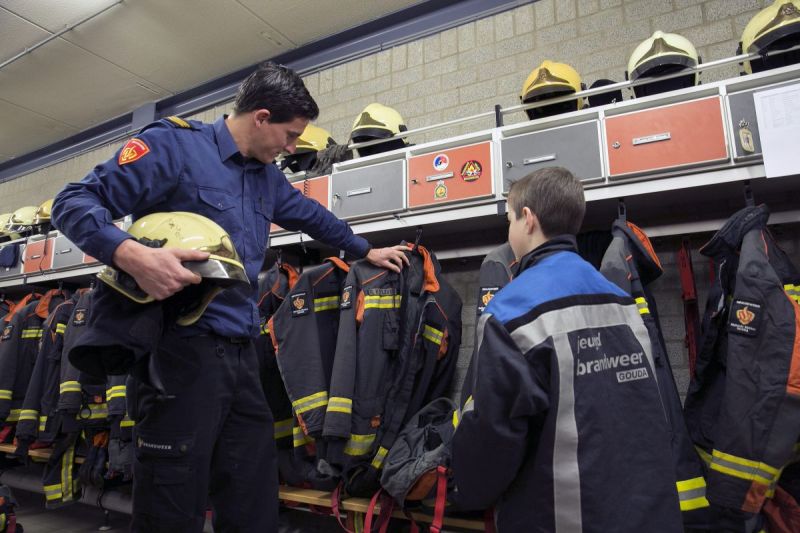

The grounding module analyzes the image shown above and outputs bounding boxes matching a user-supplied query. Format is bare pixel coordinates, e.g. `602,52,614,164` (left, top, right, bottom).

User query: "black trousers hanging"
128,331,277,533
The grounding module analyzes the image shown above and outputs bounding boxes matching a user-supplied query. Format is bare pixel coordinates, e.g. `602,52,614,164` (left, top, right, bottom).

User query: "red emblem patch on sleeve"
118,138,151,165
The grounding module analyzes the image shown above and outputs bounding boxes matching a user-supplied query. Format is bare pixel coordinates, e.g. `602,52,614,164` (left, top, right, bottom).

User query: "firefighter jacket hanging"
477,243,516,316
0,290,66,426
269,258,347,489
599,218,711,522
322,244,462,497
683,205,800,515
256,261,299,473
452,236,683,533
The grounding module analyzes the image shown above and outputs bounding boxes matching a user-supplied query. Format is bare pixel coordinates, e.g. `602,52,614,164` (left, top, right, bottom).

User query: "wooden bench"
0,443,485,531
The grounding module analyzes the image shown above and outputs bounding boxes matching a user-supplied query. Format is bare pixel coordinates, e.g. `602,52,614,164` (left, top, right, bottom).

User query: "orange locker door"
23,237,54,274
407,141,493,208
270,175,331,233
605,97,728,178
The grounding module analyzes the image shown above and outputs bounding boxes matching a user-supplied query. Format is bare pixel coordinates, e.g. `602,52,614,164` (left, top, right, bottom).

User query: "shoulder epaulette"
163,116,195,129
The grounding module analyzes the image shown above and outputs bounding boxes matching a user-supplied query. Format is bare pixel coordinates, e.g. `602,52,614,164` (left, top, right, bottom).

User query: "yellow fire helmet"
33,198,54,226
97,212,250,326
282,124,336,173
627,31,699,98
740,0,800,74
6,206,39,238
0,213,13,239
520,60,584,120
350,103,409,157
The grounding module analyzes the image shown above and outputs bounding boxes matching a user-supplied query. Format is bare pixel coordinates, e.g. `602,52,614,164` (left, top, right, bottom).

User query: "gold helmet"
520,60,584,120
97,212,250,326
0,214,13,240
6,206,39,238
350,103,409,157
740,0,800,74
282,124,335,173
34,199,54,226
627,31,699,97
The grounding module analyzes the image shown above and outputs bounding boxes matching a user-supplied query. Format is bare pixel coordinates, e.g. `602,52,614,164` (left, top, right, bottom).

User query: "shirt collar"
214,115,243,163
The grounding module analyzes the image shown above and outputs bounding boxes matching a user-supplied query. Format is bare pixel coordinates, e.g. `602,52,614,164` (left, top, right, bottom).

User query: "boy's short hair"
234,62,319,123
507,167,585,237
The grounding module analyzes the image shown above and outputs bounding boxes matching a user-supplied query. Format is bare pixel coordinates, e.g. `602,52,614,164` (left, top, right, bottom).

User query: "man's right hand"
111,239,210,300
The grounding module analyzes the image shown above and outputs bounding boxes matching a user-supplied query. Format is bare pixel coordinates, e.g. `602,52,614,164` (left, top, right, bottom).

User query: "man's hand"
111,239,210,300
365,245,410,273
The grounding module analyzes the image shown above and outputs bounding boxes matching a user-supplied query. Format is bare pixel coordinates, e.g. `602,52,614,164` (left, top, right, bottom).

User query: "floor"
13,488,130,533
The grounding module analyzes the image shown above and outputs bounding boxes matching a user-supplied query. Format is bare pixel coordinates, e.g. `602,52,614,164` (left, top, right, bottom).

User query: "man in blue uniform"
52,62,408,532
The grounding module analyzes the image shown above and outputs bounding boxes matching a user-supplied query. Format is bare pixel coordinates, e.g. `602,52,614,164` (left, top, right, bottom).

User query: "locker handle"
632,132,671,146
346,187,372,197
523,154,557,165
57,248,73,255
424,172,454,182
30,254,42,259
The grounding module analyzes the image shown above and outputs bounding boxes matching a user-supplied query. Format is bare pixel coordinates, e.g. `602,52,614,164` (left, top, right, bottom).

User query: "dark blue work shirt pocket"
253,195,273,251
197,186,237,232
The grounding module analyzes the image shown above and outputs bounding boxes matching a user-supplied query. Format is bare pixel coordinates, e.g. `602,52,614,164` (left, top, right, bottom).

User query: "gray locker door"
331,160,405,220
728,90,761,160
0,243,23,279
51,234,85,270
500,121,603,192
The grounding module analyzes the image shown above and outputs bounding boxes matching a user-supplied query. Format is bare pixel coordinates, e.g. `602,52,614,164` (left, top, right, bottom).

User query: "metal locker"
407,141,493,208
727,80,799,161
22,235,54,274
51,234,85,270
500,121,604,191
605,96,728,179
0,241,24,280
330,160,405,220
271,175,330,234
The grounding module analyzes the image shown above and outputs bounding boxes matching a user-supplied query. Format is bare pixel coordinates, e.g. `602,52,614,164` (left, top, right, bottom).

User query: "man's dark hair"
234,62,319,122
507,167,585,237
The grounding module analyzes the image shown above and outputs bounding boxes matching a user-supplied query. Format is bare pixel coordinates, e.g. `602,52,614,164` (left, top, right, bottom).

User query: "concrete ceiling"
0,0,422,163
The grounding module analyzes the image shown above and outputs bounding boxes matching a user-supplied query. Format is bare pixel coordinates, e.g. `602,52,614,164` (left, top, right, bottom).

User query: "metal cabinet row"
272,64,799,236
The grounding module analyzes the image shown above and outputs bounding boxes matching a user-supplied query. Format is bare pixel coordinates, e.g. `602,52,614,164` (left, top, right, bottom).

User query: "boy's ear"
523,207,538,235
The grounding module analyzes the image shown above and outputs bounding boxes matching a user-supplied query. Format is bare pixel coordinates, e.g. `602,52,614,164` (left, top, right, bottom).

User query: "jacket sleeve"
51,125,184,265
322,269,361,464
0,314,23,422
270,170,370,259
15,314,55,442
452,313,550,510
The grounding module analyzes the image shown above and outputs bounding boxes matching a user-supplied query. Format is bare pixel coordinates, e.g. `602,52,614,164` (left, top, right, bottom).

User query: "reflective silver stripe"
679,487,707,502
553,333,582,532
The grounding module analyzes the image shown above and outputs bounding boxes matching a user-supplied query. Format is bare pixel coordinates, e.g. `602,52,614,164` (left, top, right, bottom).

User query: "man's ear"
523,207,538,235
254,109,271,125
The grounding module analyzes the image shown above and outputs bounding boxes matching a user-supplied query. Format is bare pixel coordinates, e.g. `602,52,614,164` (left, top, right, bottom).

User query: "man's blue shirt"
52,116,370,337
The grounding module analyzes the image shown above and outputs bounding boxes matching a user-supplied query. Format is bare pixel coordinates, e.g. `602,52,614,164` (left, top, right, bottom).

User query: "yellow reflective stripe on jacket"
60,381,81,394
44,483,63,501
292,426,313,448
0,390,11,401
344,433,376,456
20,328,43,339
327,396,352,414
710,449,779,486
274,418,293,440
39,415,48,431
120,415,135,428
55,322,67,334
291,391,328,414
676,477,709,511
314,296,340,312
5,409,21,422
634,297,650,315
18,409,38,422
78,403,108,420
106,385,126,400
370,446,389,469
422,324,444,345
364,295,401,310
785,284,800,302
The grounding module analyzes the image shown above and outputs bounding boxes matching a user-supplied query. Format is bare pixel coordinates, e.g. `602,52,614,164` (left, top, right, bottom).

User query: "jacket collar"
700,205,769,260
515,235,578,276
